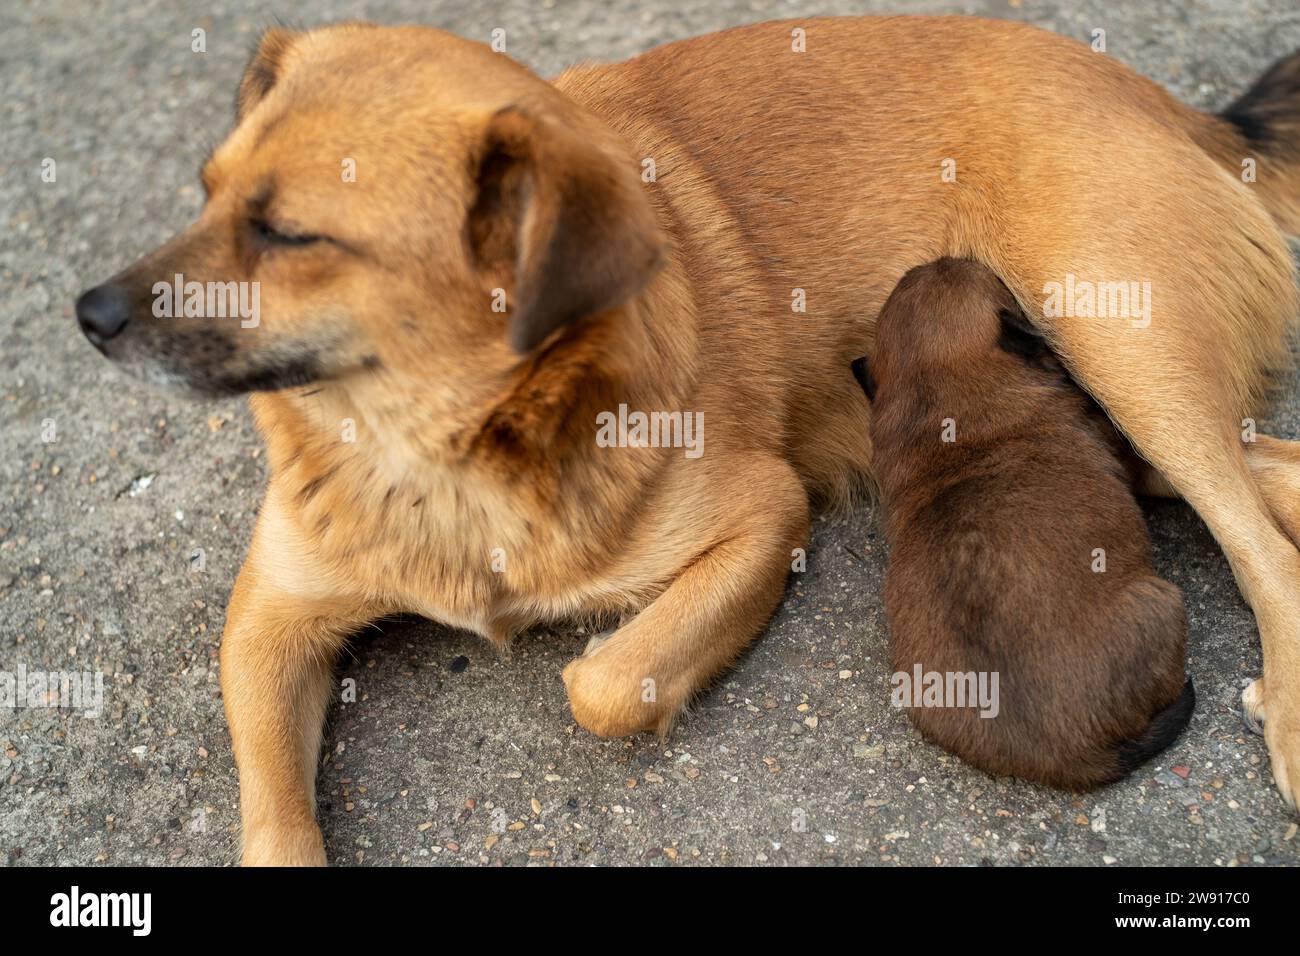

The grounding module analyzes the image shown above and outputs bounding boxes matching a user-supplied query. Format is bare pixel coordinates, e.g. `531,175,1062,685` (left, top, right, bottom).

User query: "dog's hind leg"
1129,434,1300,527
992,137,1300,806
1062,349,1300,809
1240,434,1300,736
1247,435,1300,549
1130,437,1300,732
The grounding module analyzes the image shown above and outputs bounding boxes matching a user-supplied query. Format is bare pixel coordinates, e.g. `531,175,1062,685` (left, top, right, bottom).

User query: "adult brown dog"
75,17,1300,864
853,257,1193,789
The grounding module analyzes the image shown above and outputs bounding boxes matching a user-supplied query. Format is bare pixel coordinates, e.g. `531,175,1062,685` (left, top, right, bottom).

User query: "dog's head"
75,24,664,401
852,257,1041,403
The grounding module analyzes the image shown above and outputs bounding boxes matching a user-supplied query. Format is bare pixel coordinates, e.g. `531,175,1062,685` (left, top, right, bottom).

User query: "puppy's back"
860,258,1192,790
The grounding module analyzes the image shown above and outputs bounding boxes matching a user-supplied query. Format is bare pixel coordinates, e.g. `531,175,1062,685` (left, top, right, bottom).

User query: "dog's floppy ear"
850,356,877,402
996,306,1047,360
467,105,666,354
237,28,298,119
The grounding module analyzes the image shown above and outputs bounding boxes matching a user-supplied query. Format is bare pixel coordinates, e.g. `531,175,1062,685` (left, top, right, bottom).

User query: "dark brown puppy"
853,258,1193,790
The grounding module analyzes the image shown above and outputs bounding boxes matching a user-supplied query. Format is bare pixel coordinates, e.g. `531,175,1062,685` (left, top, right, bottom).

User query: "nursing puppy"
853,258,1194,788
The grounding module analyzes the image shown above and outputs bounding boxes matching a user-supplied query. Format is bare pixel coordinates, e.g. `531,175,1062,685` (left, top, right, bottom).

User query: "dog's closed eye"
250,219,324,248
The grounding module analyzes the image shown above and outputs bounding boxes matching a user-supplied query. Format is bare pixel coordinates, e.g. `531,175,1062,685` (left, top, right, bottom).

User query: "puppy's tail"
1198,47,1300,236
1109,679,1196,778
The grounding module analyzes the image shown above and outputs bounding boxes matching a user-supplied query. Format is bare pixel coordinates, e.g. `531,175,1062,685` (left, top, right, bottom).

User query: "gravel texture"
2,0,1300,866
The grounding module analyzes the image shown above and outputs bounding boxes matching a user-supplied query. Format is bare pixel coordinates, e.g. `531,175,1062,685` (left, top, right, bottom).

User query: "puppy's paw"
562,645,679,739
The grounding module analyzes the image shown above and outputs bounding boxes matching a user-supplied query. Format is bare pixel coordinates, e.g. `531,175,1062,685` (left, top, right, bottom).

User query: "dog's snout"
76,283,132,344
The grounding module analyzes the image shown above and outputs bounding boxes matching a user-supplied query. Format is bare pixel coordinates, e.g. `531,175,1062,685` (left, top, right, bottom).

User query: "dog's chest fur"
253,394,681,643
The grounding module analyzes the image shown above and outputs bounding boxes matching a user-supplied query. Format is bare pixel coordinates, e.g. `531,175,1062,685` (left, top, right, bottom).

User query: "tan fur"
76,17,1300,863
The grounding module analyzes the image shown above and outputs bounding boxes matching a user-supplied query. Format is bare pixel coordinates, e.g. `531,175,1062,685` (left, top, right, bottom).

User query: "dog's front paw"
1244,678,1300,810
562,642,679,738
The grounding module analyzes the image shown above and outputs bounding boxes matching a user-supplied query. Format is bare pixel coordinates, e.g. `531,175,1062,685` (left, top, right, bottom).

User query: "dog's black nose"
76,284,132,343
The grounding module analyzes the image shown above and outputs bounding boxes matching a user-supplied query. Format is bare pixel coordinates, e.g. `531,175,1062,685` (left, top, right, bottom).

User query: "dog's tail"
1108,679,1196,779
1197,48,1300,236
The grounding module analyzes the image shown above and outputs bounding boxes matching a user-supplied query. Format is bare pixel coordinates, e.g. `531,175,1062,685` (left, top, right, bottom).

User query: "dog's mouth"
107,341,326,397
99,333,325,397
75,279,342,397
78,306,327,399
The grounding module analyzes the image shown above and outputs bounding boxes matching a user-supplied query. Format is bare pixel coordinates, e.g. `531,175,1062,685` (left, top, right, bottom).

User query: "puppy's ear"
996,306,1047,360
237,28,298,120
467,106,666,354
851,356,877,402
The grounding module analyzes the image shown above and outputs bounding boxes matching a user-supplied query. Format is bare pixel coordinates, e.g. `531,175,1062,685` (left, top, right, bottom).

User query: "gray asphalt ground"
4,0,1300,867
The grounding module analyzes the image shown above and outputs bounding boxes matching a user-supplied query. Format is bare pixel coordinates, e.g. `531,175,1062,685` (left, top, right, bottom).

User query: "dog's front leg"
219,504,373,865
562,457,809,737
